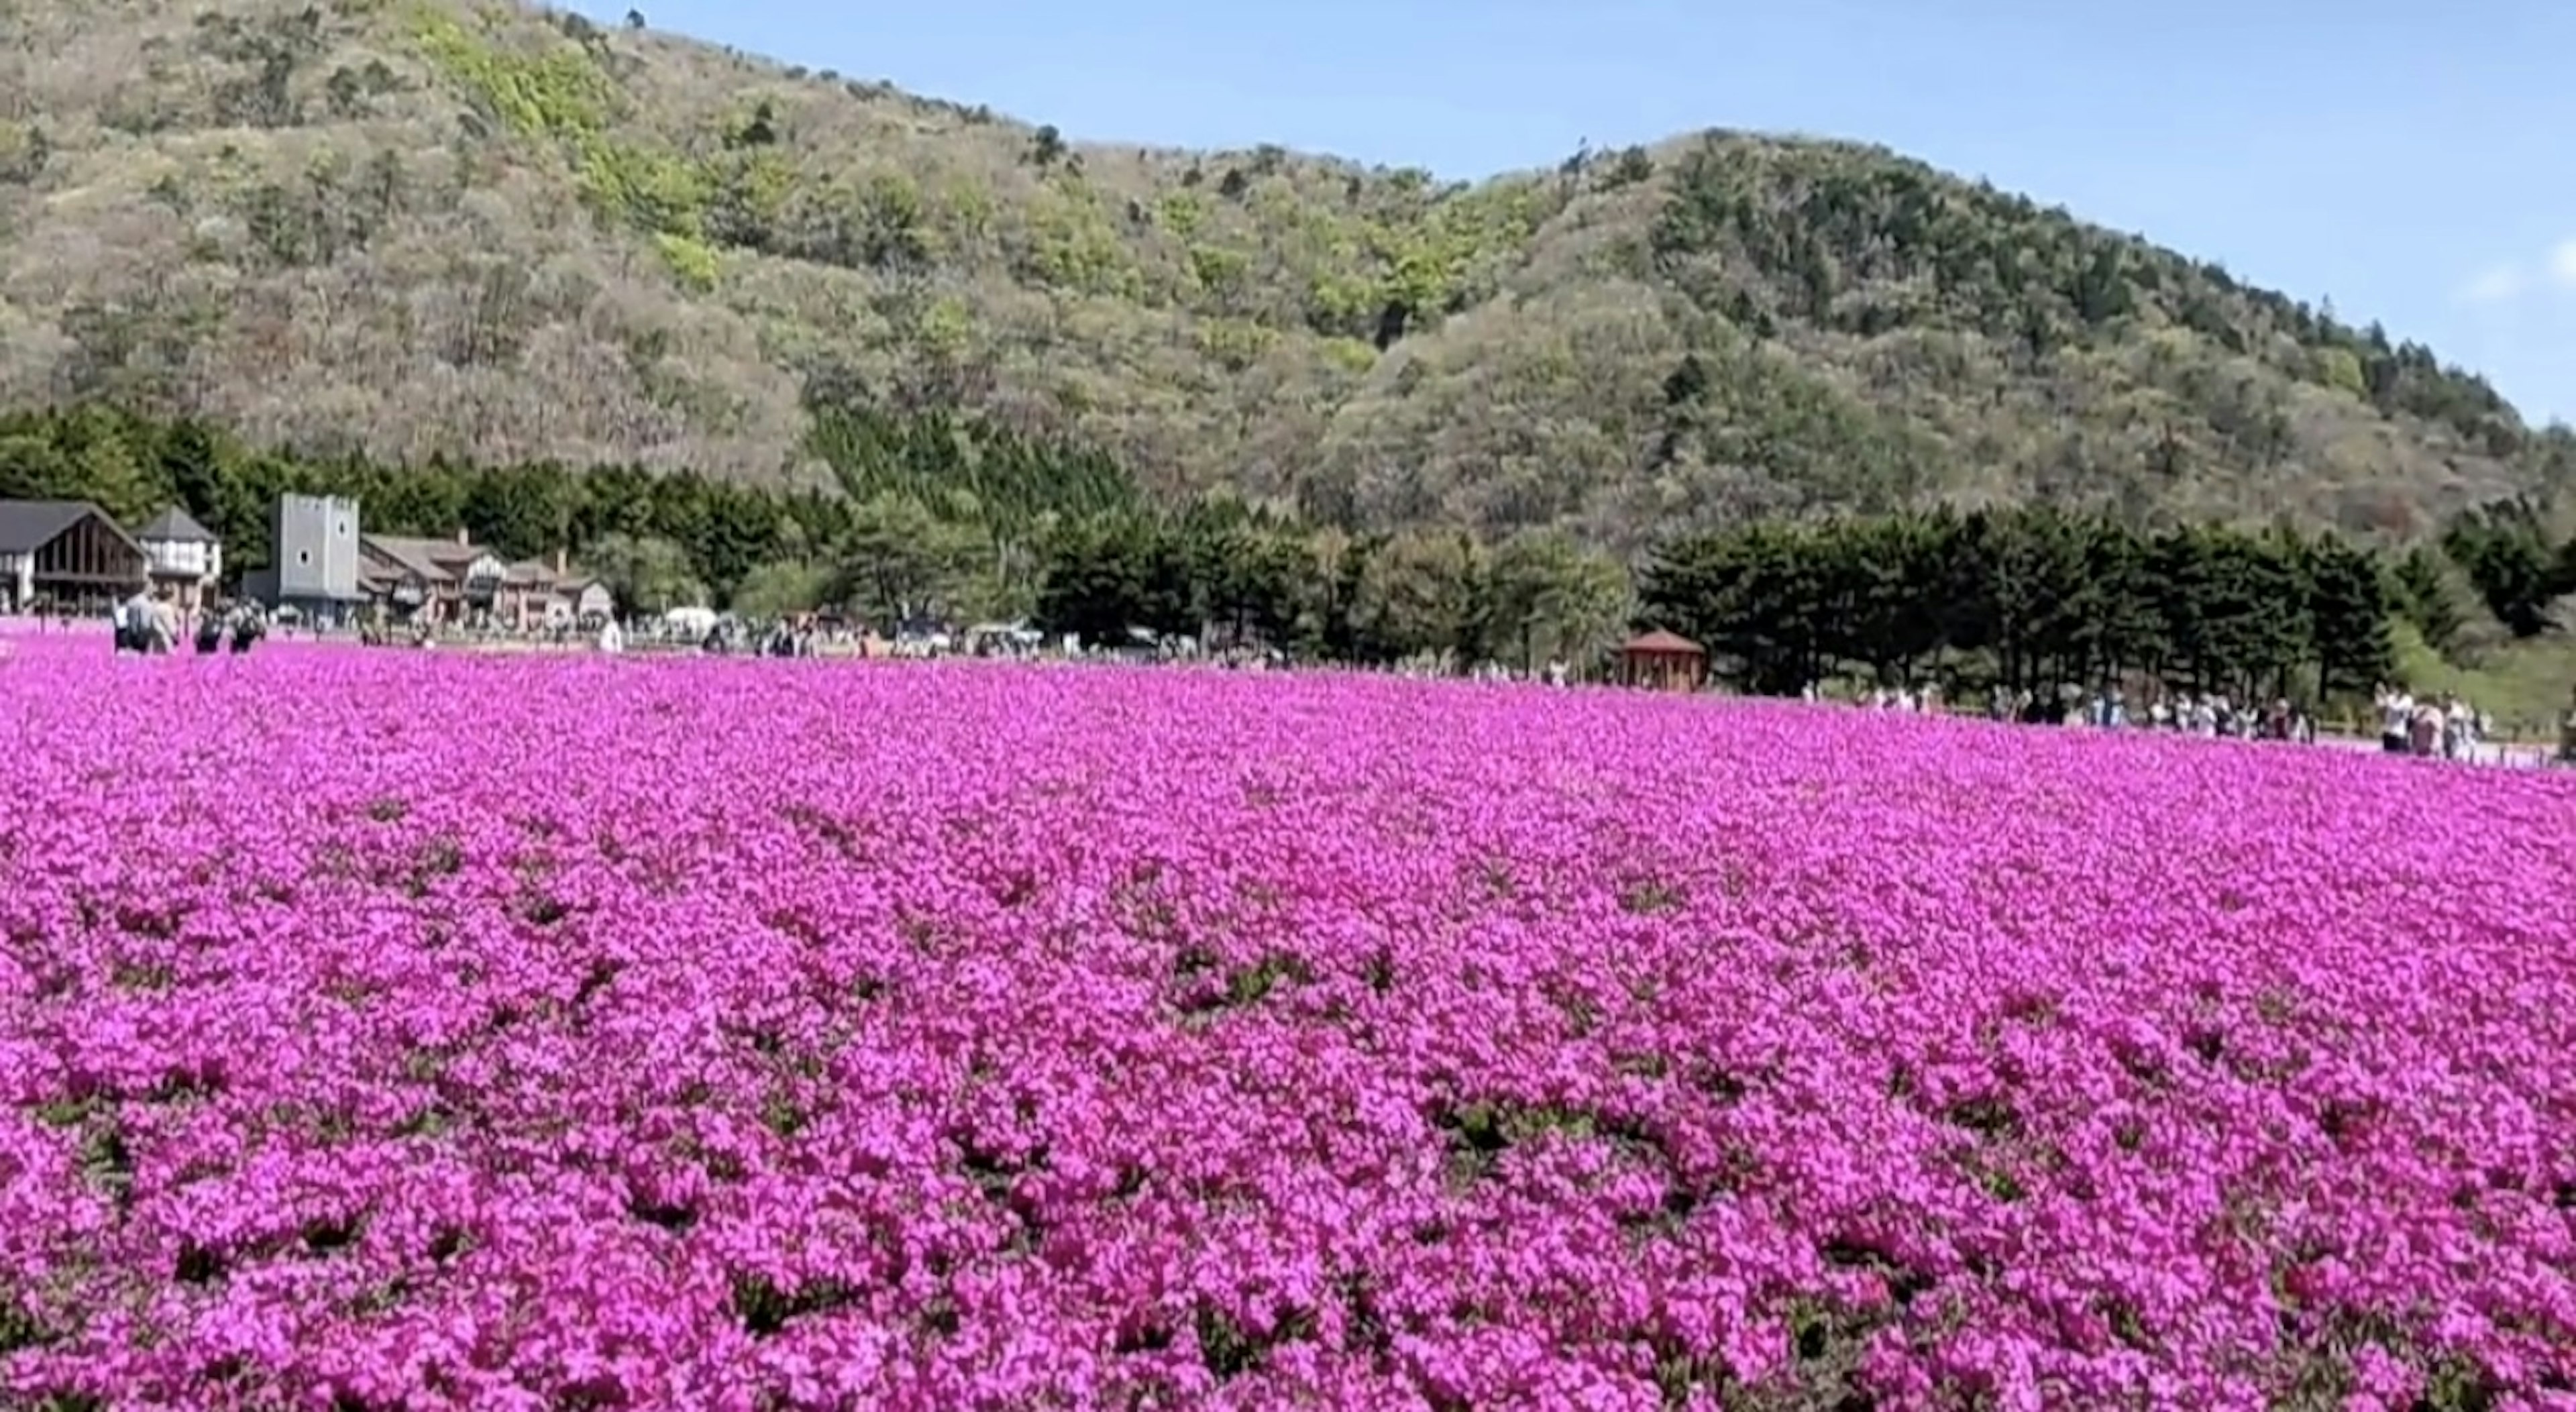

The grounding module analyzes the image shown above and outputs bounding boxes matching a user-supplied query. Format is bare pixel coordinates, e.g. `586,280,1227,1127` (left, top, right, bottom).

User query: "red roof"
1621,629,1704,656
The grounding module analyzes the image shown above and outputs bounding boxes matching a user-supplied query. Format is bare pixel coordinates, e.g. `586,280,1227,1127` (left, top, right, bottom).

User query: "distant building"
242,493,364,621
504,551,618,629
135,506,223,611
0,500,148,614
358,531,610,629
360,531,508,624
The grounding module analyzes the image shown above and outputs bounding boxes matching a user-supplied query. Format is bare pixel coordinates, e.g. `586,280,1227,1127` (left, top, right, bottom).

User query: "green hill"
1,0,2566,548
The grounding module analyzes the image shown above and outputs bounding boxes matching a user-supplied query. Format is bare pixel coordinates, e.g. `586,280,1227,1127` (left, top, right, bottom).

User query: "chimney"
455,528,469,546
555,547,568,575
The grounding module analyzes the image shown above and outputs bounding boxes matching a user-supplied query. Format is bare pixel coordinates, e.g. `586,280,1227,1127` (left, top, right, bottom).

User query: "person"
2441,693,2475,763
193,607,224,655
148,595,178,655
2376,683,2413,755
227,607,263,654
2408,697,2441,758
2558,686,2576,767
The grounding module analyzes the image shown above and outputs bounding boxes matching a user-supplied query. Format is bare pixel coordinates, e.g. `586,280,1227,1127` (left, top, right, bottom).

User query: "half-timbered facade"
135,506,224,611
0,500,150,614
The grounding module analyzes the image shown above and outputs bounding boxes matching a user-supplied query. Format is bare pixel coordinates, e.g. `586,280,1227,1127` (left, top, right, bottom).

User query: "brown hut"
1617,629,1707,692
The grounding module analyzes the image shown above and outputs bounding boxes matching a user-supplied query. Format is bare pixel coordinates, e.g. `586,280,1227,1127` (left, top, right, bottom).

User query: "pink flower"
0,635,2569,1405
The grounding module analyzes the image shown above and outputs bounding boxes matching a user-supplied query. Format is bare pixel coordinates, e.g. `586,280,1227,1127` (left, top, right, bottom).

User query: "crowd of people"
109,592,265,656
1817,677,2576,767
2369,684,2494,761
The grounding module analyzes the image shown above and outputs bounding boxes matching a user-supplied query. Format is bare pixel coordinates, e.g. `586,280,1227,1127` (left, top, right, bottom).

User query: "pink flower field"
3,637,2575,1411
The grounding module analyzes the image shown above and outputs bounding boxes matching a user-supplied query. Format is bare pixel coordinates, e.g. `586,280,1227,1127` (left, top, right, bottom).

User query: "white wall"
144,539,219,578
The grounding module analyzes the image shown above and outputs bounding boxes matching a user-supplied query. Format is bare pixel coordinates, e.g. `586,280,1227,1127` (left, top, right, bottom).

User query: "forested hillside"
1,0,2568,546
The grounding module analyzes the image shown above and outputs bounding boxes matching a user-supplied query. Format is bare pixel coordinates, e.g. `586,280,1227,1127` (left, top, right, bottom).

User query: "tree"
731,560,830,619
2441,497,2571,639
828,493,981,628
1487,529,1631,673
1033,511,1191,644
1352,531,1485,664
586,533,704,616
2390,545,2467,655
2304,535,2395,698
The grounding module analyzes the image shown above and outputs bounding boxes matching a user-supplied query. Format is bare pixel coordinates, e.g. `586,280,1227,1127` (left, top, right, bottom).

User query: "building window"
297,549,312,565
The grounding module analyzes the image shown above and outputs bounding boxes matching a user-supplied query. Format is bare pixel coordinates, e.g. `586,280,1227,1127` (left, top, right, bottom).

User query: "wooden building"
0,500,150,614
1616,629,1708,693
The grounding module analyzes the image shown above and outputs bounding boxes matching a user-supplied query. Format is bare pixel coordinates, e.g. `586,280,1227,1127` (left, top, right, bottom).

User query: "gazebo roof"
1621,629,1705,657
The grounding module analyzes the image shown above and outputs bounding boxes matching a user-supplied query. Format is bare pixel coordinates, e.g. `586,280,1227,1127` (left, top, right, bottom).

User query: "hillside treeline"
4,404,2572,703
3,0,2566,539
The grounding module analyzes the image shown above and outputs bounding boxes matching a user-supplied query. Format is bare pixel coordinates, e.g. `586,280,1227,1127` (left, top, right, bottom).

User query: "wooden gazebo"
1617,629,1707,693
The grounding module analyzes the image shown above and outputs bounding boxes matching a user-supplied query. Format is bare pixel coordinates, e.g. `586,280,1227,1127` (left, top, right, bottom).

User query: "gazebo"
1617,629,1707,692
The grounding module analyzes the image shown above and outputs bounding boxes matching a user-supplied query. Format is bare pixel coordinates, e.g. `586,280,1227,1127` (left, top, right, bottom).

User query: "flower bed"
3,639,2573,1409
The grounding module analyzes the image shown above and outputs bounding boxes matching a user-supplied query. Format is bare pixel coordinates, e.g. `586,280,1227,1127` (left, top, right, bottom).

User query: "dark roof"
136,506,218,543
362,535,488,582
0,500,110,555
1621,629,1705,656
358,535,460,583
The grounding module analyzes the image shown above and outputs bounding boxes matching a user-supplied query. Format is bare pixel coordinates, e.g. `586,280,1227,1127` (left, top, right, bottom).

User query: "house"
134,506,223,611
500,551,616,629
354,531,608,628
358,531,506,624
560,576,616,622
0,500,149,614
242,494,365,623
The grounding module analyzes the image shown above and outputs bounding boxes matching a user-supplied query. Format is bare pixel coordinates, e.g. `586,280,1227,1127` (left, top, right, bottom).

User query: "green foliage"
802,401,1138,527
407,10,617,135
728,559,831,618
584,531,705,612
1018,187,1142,298
1640,506,2396,704
1648,133,2519,450
2439,495,2576,638
12,402,2565,730
2389,545,2469,653
407,7,706,237
651,231,720,290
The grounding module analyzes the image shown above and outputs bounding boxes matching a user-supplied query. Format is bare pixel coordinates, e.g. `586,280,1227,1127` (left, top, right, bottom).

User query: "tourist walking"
2375,684,2413,755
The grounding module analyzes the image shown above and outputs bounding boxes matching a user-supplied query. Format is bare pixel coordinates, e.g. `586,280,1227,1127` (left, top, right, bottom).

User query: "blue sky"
588,0,2573,423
